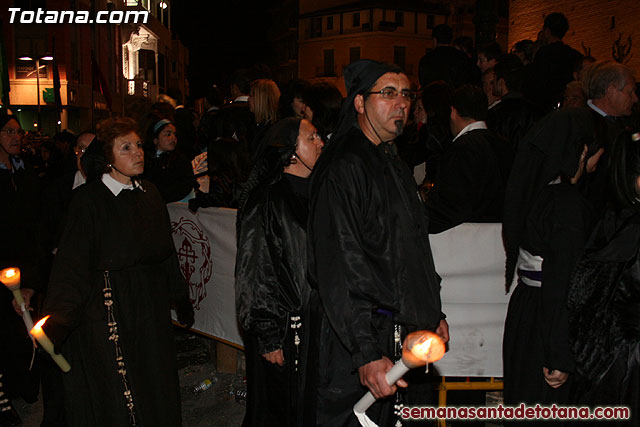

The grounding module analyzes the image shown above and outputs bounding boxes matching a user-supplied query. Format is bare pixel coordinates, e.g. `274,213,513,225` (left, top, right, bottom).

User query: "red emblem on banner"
171,217,213,310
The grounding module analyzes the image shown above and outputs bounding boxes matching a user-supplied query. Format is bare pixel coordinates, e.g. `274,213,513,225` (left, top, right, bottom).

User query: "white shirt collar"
452,120,488,142
587,99,608,117
101,173,142,196
72,170,86,190
233,95,249,103
488,99,501,109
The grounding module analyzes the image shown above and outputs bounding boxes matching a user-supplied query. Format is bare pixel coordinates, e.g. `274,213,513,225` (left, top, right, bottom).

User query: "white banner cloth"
168,203,244,346
431,223,510,377
168,203,509,375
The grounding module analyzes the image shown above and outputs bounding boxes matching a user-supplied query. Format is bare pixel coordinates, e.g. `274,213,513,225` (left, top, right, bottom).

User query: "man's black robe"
425,128,512,233
43,179,190,427
503,182,595,409
307,126,442,427
486,93,544,153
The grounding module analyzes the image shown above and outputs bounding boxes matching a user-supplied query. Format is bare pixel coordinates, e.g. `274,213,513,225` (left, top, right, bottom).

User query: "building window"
349,47,360,64
394,46,406,70
352,12,360,27
395,11,404,27
311,17,322,38
427,15,434,29
327,16,333,30
324,49,335,76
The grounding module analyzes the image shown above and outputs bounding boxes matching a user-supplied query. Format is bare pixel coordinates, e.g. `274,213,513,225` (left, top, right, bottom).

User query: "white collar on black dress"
101,173,143,196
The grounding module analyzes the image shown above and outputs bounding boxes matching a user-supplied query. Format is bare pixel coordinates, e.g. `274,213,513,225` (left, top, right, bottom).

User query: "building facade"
0,0,188,135
509,0,640,74
298,0,509,90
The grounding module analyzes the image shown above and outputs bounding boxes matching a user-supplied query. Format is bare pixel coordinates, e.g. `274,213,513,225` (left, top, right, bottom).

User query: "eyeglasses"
365,88,416,101
0,128,24,137
74,146,87,156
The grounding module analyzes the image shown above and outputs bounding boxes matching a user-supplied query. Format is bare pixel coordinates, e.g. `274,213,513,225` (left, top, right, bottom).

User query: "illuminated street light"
19,54,53,130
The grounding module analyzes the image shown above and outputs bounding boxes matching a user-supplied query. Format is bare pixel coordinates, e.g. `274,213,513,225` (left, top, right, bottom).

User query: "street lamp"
18,54,52,130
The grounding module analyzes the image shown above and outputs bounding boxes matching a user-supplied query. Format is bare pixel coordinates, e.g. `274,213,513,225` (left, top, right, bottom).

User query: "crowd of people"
2,10,640,427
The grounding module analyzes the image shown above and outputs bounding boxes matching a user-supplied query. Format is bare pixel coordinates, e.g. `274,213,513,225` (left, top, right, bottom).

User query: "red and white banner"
168,203,510,376
168,203,243,347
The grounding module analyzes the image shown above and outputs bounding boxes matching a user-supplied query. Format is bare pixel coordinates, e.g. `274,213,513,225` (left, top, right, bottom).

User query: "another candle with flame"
30,315,71,372
0,267,34,331
353,330,445,426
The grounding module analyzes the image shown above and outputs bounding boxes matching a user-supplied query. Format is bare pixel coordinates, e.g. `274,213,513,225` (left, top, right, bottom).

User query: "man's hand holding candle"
358,357,407,399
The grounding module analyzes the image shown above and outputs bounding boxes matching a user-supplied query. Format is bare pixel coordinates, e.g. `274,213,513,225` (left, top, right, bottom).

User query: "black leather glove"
176,298,195,329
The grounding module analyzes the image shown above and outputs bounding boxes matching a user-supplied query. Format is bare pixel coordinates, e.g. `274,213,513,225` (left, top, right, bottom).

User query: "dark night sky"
171,1,275,98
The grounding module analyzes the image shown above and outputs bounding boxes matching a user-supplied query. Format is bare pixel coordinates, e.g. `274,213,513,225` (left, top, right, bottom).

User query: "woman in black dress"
235,118,324,427
42,117,193,426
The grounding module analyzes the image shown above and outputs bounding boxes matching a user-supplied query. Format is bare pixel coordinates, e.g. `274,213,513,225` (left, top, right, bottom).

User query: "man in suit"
425,85,512,233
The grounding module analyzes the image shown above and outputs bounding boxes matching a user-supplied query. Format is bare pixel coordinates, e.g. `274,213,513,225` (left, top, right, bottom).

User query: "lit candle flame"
29,315,71,372
0,267,21,290
33,315,50,331
410,338,433,358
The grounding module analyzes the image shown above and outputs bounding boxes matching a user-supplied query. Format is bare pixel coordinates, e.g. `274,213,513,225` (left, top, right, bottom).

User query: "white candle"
0,267,34,331
353,330,446,426
30,316,71,372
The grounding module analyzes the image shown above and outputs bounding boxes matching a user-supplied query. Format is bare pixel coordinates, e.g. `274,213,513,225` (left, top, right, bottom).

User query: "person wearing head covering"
235,117,324,427
501,108,600,414
306,60,448,426
143,117,196,203
568,130,640,425
42,117,193,427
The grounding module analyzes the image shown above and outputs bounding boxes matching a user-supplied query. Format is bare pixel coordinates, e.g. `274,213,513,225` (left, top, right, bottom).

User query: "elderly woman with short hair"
43,117,193,427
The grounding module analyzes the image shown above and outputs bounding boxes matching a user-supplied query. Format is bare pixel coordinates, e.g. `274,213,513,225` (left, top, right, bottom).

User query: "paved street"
12,328,246,426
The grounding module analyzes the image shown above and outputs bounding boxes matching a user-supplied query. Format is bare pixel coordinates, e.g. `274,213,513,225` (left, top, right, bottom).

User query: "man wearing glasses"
307,60,448,426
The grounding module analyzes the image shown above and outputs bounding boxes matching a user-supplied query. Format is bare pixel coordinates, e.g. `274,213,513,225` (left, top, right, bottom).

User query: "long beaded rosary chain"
290,315,302,372
103,271,138,427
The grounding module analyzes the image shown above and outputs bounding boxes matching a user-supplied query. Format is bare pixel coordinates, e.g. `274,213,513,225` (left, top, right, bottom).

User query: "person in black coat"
307,60,447,427
235,118,324,427
424,85,512,233
569,130,640,426
419,24,478,90
501,109,602,420
523,12,583,112
143,118,196,203
486,54,544,153
0,113,44,426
